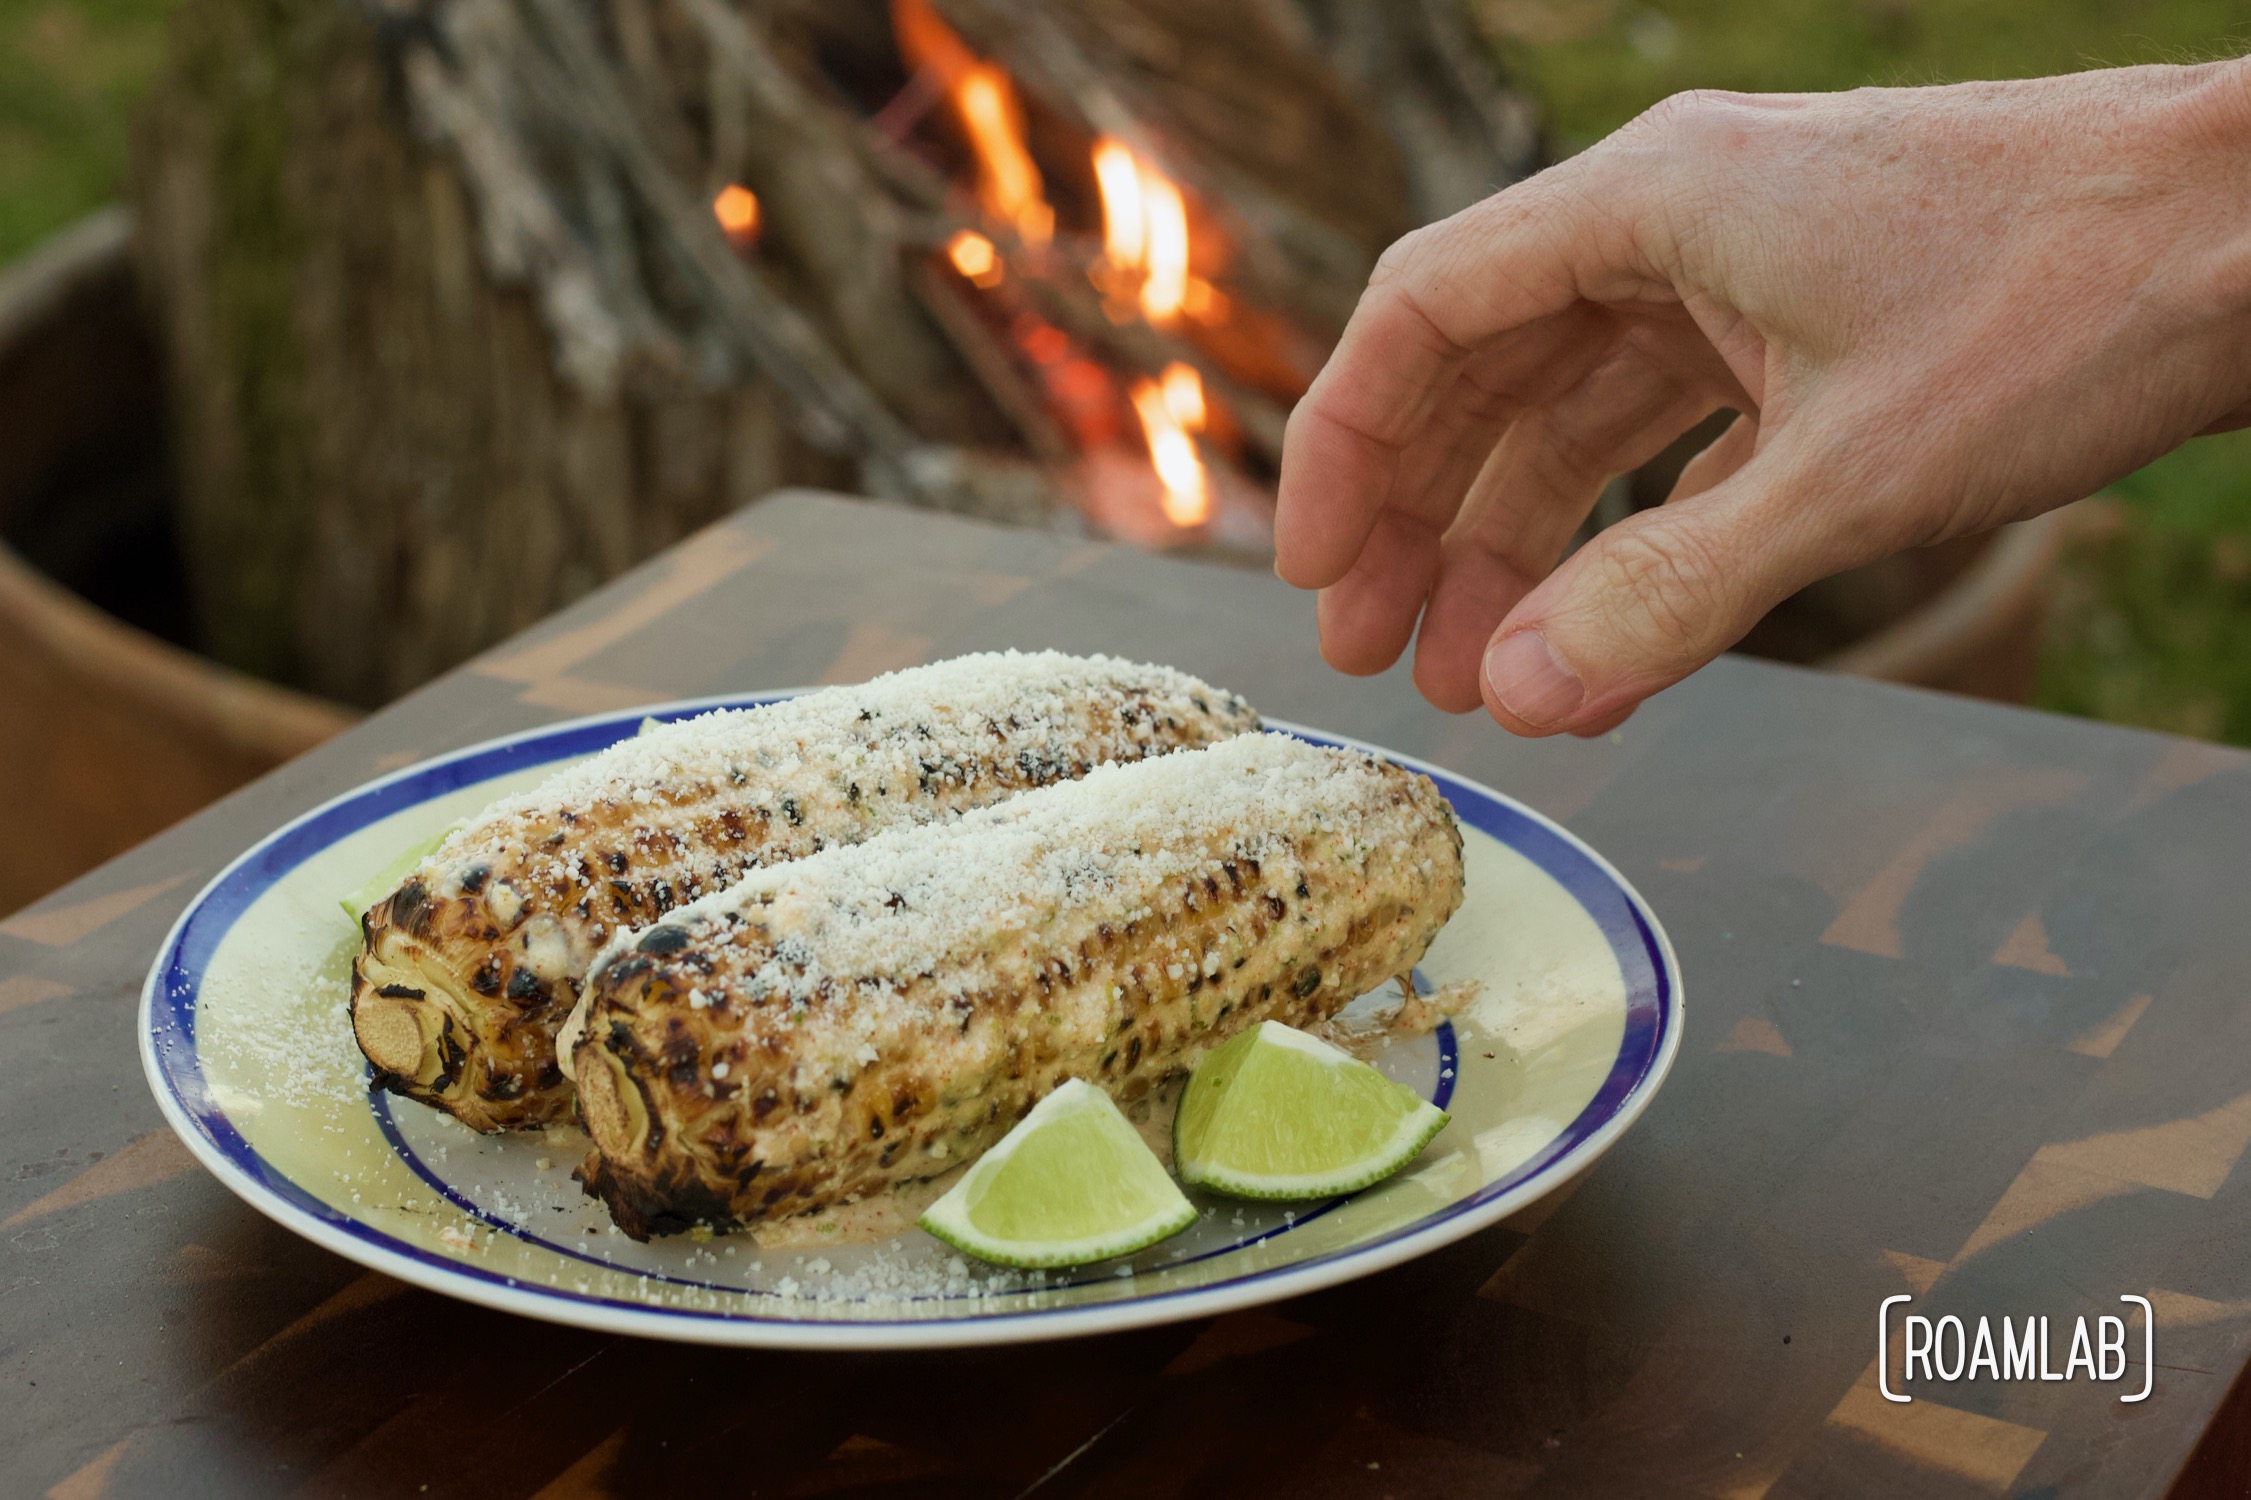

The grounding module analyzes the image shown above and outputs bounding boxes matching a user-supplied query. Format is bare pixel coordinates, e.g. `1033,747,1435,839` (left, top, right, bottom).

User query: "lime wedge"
338,823,461,924
919,1079,1197,1268
1174,1020,1449,1199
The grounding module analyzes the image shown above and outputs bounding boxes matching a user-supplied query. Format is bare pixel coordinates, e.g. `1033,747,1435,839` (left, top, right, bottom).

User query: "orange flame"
1160,360,1205,428
713,184,760,247
957,67,1052,247
1131,363,1209,526
1139,172,1188,321
1091,137,1209,324
947,228,1002,287
893,0,1052,248
1093,140,1145,269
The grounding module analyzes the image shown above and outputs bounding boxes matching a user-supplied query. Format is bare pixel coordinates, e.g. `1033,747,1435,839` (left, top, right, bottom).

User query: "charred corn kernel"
349,652,1259,1131
569,733,1464,1240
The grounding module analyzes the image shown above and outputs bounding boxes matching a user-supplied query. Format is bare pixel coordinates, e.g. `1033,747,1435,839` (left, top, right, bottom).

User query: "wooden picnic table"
6,490,2250,1498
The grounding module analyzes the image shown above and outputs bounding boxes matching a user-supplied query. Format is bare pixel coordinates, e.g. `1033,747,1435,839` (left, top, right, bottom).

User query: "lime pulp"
919,1079,1197,1268
1174,1020,1448,1200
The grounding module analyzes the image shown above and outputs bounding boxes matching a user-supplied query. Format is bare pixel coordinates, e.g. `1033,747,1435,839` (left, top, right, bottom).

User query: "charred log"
131,0,1537,703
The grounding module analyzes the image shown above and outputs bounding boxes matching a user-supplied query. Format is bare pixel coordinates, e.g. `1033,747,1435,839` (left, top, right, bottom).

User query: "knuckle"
1628,88,1734,140
1369,223,1441,288
1617,89,1766,175
1529,415,1617,488
1590,91,1763,262
1449,374,1518,431
1591,521,1730,658
1455,526,1543,599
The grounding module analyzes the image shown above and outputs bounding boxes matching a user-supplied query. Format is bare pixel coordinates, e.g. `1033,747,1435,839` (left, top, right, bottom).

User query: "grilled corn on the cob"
349,652,1258,1131
570,732,1464,1239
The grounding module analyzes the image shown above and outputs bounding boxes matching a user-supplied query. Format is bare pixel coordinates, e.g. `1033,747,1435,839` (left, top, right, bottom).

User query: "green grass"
2037,433,2251,744
0,0,173,261
1476,0,2251,149
1475,0,2251,745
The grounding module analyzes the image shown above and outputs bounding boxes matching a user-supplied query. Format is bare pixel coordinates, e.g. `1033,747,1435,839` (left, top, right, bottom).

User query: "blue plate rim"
138,695,1683,1350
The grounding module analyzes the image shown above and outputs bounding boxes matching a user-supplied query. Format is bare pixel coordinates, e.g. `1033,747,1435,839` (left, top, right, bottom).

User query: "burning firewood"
131,0,1537,703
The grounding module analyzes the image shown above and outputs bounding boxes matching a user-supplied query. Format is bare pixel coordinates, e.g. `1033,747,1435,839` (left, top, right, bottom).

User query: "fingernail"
1484,630,1586,728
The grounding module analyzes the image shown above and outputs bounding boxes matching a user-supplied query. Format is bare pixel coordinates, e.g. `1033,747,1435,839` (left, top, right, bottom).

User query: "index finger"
1273,159,1663,590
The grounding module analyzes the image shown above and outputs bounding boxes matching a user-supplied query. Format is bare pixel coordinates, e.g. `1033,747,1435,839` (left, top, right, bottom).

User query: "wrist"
2156,55,2251,214
2144,57,2251,399
2178,53,2251,149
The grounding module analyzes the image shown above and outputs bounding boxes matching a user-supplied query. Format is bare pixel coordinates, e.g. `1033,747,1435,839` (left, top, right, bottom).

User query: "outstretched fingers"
1309,308,1625,675
1479,436,1853,734
1275,161,1665,592
1313,507,1445,676
1410,341,1736,711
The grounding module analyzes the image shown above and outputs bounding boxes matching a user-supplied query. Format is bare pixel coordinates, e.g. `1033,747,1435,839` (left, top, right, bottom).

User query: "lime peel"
1174,1020,1449,1200
919,1079,1196,1268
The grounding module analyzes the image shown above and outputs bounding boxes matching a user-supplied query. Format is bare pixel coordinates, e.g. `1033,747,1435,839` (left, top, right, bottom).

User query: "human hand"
1273,60,2251,734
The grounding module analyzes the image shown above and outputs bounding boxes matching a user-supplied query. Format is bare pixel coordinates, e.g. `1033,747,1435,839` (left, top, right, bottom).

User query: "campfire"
878,0,1250,541
134,0,1539,699
700,0,1349,548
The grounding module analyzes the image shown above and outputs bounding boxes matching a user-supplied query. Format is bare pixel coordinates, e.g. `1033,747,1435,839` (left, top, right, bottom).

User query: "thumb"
1478,458,1845,735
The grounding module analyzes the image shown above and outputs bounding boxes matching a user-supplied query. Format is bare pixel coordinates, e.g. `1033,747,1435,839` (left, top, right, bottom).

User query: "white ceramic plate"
142,696,1681,1348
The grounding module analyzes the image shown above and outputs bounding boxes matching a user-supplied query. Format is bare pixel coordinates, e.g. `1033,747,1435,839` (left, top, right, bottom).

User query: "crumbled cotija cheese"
580,733,1426,1026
